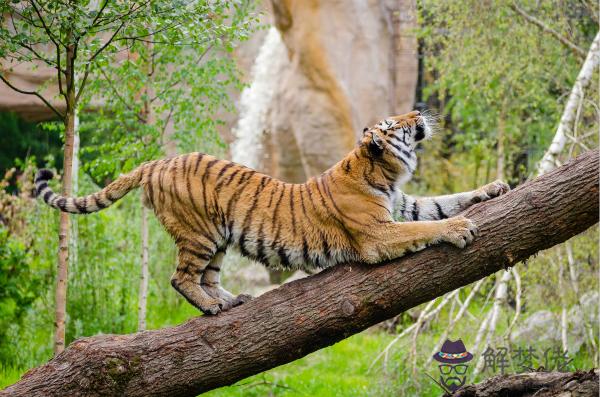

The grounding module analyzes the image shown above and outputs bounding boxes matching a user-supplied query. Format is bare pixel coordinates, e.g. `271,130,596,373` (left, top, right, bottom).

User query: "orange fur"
35,111,480,315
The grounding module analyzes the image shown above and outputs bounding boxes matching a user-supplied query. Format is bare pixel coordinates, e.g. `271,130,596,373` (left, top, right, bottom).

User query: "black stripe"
36,181,48,196
93,195,107,209
289,184,296,231
267,184,278,207
268,185,288,261
193,153,205,175
302,237,310,265
434,201,448,219
179,246,212,261
412,201,419,220
239,176,269,255
299,185,307,217
321,232,330,263
364,172,389,194
75,197,88,213
146,161,159,207
205,265,220,272
255,222,268,265
43,190,53,202
57,198,67,211
185,158,217,238
277,246,290,267
388,141,412,168
215,164,237,191
201,159,220,230
224,170,256,232
343,160,351,173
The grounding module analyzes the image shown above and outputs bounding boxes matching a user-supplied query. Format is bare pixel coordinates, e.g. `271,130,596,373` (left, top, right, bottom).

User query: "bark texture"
3,150,598,396
452,369,599,397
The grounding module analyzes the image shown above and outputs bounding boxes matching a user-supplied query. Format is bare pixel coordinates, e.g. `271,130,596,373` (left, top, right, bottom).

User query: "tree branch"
453,369,599,396
2,150,598,396
0,74,64,119
510,2,587,59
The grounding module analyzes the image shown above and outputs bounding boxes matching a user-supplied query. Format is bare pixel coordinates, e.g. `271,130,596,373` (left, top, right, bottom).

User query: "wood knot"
341,299,355,316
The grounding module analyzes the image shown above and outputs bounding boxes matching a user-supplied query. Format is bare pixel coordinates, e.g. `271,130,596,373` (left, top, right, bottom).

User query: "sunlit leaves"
420,0,597,183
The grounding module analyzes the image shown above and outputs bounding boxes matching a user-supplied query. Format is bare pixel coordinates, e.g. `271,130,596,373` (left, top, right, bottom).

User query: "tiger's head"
360,110,433,174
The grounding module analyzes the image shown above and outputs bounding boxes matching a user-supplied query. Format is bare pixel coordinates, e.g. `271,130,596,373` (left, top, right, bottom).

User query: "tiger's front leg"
396,180,510,221
358,216,478,263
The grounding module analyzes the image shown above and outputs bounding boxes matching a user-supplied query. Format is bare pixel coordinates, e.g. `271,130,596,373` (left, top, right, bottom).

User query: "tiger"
35,110,510,315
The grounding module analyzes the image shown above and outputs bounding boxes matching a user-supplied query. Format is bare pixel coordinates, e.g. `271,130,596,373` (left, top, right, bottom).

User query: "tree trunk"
137,29,154,332
138,202,149,331
54,110,74,355
537,31,600,174
4,150,598,396
451,369,599,397
54,40,77,354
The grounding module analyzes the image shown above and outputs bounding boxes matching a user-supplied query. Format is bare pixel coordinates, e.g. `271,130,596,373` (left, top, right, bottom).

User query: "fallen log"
3,150,598,396
451,369,599,397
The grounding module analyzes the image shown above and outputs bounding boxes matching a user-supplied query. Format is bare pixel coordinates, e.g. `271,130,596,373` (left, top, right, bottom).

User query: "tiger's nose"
390,110,421,122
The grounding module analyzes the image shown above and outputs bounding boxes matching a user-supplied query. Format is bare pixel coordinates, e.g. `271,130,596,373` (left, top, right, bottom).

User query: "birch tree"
536,32,600,174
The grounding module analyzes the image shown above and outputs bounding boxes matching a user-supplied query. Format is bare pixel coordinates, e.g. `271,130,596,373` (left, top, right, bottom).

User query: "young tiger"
35,110,509,315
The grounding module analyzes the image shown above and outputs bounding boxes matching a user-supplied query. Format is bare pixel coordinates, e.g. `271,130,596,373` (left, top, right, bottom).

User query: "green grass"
204,332,394,397
0,365,22,389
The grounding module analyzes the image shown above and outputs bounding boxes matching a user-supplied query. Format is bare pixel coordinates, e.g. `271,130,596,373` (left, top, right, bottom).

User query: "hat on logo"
433,339,473,364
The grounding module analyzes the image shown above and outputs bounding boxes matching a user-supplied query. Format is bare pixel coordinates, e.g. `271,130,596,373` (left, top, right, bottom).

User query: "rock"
567,291,599,354
232,0,419,182
511,310,561,345
511,292,599,355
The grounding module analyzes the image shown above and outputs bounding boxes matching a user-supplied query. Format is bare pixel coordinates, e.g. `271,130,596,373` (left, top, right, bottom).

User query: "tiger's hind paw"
232,293,253,307
200,303,222,316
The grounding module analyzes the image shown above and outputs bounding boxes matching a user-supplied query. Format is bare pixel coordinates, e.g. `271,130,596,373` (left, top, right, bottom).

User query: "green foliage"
0,113,62,177
418,0,598,185
77,0,257,180
0,229,38,357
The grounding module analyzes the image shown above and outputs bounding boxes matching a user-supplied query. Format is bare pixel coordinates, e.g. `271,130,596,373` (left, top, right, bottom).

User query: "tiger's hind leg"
201,251,253,311
171,244,223,315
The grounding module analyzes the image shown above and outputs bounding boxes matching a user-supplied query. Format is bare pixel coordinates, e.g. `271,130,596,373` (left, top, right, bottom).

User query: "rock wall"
232,0,419,180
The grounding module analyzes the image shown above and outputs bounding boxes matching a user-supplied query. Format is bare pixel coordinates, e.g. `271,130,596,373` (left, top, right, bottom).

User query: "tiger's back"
145,152,363,271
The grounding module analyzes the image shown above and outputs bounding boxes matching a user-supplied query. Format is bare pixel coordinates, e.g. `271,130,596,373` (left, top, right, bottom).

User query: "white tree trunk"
537,31,600,175
70,113,79,271
138,30,154,331
473,270,512,377
138,201,149,331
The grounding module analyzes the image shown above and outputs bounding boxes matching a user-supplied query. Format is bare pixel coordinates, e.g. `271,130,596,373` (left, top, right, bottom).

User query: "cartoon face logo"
432,339,473,392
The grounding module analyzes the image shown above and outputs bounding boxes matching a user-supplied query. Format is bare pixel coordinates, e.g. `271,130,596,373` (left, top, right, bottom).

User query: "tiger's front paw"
441,216,478,248
473,180,510,203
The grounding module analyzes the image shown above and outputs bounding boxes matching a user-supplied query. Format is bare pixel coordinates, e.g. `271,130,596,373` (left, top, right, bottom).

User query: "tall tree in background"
77,1,255,330
0,0,254,353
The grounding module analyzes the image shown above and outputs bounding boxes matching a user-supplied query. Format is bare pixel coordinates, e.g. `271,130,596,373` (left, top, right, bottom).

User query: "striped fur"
35,111,509,315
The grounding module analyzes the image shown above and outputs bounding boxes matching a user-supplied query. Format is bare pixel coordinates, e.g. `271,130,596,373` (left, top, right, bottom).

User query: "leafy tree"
418,0,598,187
0,0,256,353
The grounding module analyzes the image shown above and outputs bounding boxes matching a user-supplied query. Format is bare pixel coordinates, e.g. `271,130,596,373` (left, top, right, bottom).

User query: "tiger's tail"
35,165,147,214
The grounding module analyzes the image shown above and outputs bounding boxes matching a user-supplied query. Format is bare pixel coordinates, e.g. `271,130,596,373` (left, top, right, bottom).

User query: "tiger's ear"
368,131,384,155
